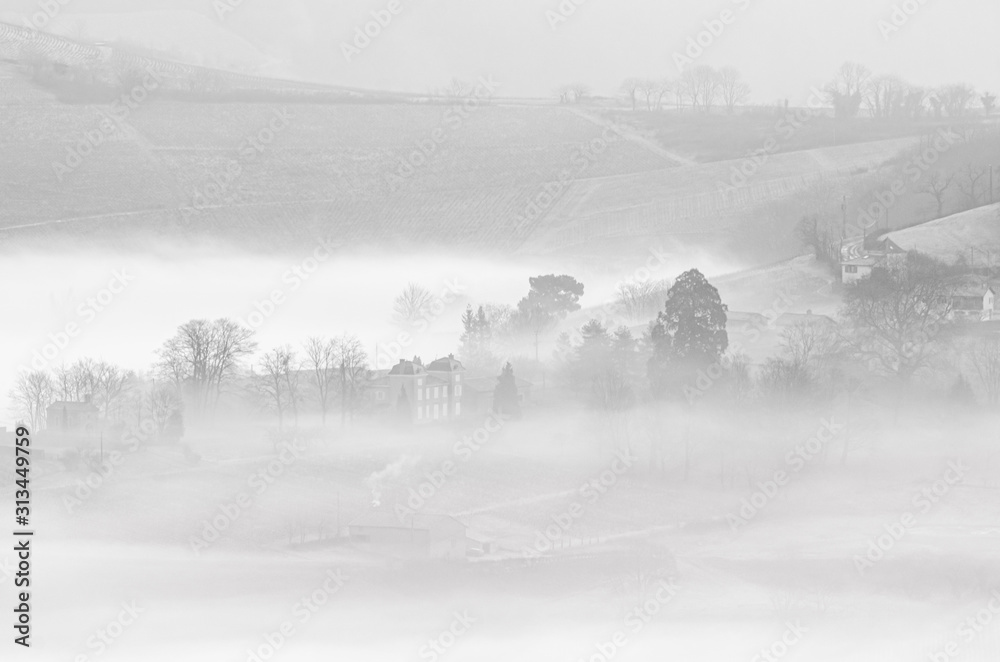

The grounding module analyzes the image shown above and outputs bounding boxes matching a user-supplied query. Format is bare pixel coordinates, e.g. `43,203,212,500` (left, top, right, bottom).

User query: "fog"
3,1,1000,660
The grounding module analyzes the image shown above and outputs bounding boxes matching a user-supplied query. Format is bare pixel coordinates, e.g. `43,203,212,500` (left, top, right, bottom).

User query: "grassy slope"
0,67,913,263
887,203,1000,264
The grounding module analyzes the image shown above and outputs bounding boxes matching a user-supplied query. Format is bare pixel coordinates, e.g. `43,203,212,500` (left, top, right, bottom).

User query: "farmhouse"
945,276,996,322
840,238,907,284
45,398,99,438
348,511,468,560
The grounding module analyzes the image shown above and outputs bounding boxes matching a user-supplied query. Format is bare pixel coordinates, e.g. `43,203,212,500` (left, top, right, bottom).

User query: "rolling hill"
886,203,1000,264
0,24,921,263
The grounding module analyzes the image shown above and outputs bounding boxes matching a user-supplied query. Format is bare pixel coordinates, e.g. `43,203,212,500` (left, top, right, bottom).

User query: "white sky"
1,0,997,101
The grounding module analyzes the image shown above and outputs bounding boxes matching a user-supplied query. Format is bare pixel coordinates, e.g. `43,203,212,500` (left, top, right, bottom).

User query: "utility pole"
340,359,346,427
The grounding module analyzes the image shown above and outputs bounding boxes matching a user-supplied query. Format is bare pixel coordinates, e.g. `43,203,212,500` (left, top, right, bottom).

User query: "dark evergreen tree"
493,362,522,419
648,269,729,400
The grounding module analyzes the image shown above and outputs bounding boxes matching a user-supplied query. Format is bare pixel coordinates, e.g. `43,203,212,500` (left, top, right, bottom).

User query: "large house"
366,355,532,424
841,238,907,284
367,356,466,424
45,398,99,438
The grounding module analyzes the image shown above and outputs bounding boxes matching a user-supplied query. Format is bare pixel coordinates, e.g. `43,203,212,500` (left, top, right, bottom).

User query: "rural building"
840,238,907,284
367,356,465,424
45,398,99,437
841,256,878,284
945,276,996,322
366,355,532,423
348,511,468,560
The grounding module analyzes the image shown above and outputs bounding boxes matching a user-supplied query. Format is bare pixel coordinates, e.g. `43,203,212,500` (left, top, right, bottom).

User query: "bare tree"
691,65,720,114
937,84,976,118
969,336,1000,406
981,91,997,116
334,335,371,423
257,346,299,432
864,74,908,119
393,283,434,327
93,361,135,425
956,164,989,209
678,68,700,110
568,83,591,104
304,337,339,426
620,78,642,111
637,79,657,111
718,66,751,115
616,280,670,322
918,170,956,217
826,62,871,119
157,318,257,416
842,256,953,388
9,371,54,431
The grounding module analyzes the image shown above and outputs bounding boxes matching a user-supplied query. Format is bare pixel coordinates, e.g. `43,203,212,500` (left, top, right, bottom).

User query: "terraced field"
0,57,915,260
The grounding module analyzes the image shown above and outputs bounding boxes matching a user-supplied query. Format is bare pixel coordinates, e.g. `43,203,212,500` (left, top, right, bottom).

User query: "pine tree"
493,362,522,419
648,269,728,399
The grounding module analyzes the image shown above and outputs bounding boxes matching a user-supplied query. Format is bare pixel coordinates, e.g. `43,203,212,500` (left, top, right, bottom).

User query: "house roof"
947,275,997,298
388,360,426,376
427,355,465,373
882,238,907,254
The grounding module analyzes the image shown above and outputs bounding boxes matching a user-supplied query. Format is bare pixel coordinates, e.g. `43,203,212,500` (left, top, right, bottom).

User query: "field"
611,109,959,163
0,62,916,264
7,404,1000,661
887,203,1000,265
